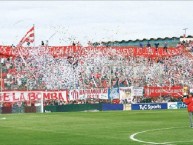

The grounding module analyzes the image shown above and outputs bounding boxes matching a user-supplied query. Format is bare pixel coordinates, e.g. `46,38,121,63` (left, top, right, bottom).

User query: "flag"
18,26,34,46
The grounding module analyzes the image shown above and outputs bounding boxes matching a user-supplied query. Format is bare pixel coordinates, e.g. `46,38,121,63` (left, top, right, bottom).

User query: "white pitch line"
0,117,6,120
129,127,186,145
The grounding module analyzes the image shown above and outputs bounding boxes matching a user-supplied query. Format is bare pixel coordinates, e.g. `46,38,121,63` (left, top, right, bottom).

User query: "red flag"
18,26,34,46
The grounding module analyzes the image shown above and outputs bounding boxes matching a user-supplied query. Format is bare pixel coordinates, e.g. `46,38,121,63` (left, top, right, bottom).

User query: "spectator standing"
147,41,151,48
139,42,143,48
154,43,159,52
183,93,193,128
147,41,151,54
41,41,44,46
163,42,168,52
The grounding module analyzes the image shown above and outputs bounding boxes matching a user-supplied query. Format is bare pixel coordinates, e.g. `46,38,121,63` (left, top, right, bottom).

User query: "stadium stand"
0,37,193,109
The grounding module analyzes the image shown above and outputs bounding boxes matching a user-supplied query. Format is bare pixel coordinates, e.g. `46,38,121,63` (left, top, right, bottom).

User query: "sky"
0,1,193,46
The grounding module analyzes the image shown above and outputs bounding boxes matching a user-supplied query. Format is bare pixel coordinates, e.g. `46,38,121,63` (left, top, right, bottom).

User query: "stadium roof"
101,35,193,44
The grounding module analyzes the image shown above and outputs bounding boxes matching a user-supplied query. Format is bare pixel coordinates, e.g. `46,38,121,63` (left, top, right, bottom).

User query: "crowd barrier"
0,102,187,113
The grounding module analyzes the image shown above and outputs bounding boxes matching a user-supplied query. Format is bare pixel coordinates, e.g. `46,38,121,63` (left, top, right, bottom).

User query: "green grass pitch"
0,109,193,145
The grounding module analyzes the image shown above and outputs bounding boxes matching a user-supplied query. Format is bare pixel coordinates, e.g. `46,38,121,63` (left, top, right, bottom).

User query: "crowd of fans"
0,40,193,94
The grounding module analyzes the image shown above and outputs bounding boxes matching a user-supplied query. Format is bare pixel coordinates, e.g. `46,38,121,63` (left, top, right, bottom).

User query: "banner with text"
131,103,168,110
0,91,67,102
69,88,108,100
144,86,183,97
0,45,184,58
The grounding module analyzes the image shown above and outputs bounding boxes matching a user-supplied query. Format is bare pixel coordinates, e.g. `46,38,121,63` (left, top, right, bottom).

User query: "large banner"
144,86,183,97
0,91,67,102
69,88,108,100
0,45,184,58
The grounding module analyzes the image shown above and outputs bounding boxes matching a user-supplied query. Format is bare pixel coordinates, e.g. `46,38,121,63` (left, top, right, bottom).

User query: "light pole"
183,28,188,38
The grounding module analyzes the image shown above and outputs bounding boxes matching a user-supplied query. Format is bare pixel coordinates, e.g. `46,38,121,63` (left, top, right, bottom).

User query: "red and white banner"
69,88,108,100
69,89,79,100
144,86,183,98
0,45,184,58
0,91,67,102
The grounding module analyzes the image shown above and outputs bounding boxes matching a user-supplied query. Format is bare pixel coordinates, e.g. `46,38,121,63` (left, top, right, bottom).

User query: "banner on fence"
69,88,108,100
119,87,133,103
144,86,182,97
0,91,67,102
108,88,119,99
0,45,184,58
132,87,144,96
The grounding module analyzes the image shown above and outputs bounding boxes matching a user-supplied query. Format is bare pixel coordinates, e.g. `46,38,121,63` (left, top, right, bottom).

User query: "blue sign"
102,104,123,111
131,103,168,110
177,102,187,109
